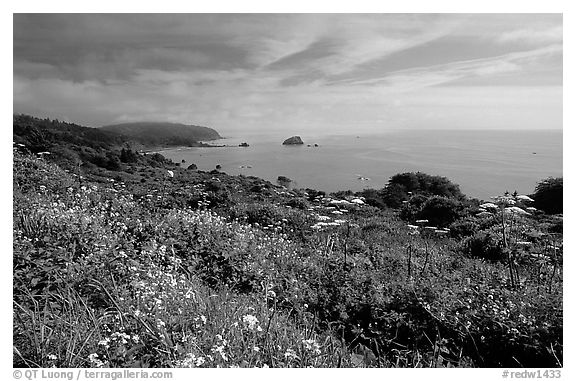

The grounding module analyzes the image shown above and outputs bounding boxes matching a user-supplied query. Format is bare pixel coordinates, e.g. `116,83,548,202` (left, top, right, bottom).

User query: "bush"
462,232,505,261
277,176,292,188
356,188,387,209
381,183,408,208
399,195,466,227
449,218,479,239
533,177,562,214
284,197,308,210
417,196,466,227
120,147,139,163
399,194,427,221
388,172,464,199
304,188,325,201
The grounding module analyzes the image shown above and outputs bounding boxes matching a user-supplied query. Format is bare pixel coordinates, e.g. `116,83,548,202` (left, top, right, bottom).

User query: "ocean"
159,129,562,201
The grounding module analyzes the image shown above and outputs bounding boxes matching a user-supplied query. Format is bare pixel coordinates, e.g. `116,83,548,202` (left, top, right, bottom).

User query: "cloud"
260,14,463,85
497,25,563,44
13,14,562,133
329,43,562,90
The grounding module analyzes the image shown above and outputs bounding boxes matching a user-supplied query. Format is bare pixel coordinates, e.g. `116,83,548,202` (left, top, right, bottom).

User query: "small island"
239,142,250,147
282,136,304,145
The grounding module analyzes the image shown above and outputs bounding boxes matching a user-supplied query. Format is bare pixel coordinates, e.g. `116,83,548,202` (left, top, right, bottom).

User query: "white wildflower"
242,314,260,330
284,348,298,361
302,339,321,355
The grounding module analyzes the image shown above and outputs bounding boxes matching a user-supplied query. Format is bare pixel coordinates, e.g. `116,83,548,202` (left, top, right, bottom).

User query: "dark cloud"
14,14,253,82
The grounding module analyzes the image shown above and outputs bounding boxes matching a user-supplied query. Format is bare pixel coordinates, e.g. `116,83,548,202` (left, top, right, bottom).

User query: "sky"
13,13,562,135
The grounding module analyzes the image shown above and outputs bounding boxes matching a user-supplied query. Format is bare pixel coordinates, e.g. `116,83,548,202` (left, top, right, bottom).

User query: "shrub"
277,176,292,188
449,218,479,239
388,172,464,199
304,188,325,201
417,196,466,227
399,194,428,222
533,177,562,214
356,188,387,209
462,231,505,261
120,147,139,163
284,197,308,210
381,183,407,208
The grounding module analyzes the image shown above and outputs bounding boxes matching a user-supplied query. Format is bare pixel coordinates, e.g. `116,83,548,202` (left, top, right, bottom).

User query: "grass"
13,150,563,368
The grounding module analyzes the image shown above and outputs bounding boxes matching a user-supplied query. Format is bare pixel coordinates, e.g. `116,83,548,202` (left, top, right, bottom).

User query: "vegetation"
532,177,563,215
101,122,221,147
13,116,563,368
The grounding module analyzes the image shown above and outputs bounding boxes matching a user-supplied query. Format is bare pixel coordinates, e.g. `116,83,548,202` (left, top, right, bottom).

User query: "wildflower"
302,338,321,355
253,346,260,352
98,338,110,348
195,356,206,367
284,348,298,361
176,353,206,368
211,343,228,361
167,170,174,178
480,202,499,210
200,315,207,324
504,206,530,215
47,354,57,361
88,353,106,368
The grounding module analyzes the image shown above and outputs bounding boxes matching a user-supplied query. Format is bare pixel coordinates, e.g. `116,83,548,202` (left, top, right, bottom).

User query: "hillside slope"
101,122,222,146
13,114,128,152
12,115,563,368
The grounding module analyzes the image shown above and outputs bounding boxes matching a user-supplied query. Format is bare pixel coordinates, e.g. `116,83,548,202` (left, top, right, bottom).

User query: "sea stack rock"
282,136,304,145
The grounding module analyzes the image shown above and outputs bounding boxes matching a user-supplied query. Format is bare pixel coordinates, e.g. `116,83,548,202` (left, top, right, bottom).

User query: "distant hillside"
13,114,128,152
100,122,222,147
13,114,176,172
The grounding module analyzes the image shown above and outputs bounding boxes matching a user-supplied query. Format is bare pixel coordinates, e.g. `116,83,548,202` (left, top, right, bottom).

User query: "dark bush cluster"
533,177,562,215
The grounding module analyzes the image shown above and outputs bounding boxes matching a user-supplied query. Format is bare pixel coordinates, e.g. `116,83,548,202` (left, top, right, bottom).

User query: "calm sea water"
159,129,562,201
